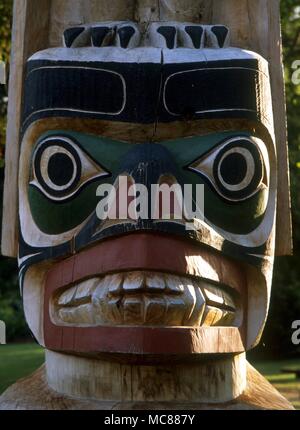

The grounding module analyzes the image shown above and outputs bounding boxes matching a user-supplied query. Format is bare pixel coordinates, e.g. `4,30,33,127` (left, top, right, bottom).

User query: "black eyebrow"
22,58,270,134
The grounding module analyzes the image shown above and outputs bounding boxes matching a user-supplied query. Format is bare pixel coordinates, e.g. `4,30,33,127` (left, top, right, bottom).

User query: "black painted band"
22,58,271,131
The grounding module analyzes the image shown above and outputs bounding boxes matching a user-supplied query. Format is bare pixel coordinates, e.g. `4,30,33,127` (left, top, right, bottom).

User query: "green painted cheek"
28,182,103,235
182,171,268,235
204,188,268,234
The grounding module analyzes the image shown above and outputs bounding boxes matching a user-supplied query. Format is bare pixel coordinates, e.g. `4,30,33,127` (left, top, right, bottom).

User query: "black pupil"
48,153,74,187
220,152,248,186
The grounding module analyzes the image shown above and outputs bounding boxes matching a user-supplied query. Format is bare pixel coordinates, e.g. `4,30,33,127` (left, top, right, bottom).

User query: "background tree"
0,0,11,156
0,0,28,341
258,1,300,357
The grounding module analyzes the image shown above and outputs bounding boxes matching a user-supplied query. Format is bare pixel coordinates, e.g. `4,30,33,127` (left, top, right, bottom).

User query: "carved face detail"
18,22,276,359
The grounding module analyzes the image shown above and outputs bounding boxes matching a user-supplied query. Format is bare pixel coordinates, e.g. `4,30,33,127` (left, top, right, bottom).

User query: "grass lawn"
0,344,299,409
0,343,44,394
250,358,300,410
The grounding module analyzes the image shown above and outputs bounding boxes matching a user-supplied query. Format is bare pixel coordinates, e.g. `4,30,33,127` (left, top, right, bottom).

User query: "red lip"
46,233,244,293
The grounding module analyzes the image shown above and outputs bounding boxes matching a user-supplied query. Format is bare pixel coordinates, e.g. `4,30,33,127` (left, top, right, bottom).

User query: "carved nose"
118,143,180,188
74,143,185,250
98,143,182,223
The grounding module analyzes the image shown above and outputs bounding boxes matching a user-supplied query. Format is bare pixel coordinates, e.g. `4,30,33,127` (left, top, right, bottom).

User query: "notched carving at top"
62,21,230,50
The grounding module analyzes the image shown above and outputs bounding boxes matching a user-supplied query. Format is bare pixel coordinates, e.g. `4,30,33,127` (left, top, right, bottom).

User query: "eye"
189,137,268,202
31,136,109,201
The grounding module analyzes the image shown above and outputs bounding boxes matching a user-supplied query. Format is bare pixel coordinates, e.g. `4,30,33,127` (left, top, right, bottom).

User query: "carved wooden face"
18,23,277,359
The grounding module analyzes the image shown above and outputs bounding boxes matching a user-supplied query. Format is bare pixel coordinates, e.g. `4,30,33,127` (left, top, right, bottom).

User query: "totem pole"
0,0,294,410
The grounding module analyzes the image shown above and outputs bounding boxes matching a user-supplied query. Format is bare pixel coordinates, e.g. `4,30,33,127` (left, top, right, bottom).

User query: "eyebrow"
22,58,272,135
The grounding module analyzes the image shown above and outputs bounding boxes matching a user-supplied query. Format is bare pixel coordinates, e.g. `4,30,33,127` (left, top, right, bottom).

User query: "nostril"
120,144,178,182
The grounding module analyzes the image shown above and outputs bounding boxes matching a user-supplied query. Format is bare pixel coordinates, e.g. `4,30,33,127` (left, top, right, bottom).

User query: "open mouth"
51,271,242,328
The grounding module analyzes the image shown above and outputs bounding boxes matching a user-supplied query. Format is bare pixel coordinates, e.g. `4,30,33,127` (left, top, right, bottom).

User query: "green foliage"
0,0,12,62
0,0,299,353
0,254,29,341
0,0,27,341
0,0,12,153
256,1,300,358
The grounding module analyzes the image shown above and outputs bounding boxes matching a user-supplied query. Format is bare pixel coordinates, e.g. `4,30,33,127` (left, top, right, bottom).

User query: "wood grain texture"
135,0,208,25
49,0,136,47
2,0,51,257
22,263,52,347
0,360,293,410
45,351,247,403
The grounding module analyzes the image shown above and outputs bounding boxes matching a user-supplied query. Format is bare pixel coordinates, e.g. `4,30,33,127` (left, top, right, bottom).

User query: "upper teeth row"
57,271,236,311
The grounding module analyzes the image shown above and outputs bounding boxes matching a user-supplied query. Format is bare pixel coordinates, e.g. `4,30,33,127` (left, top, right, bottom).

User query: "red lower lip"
46,233,244,293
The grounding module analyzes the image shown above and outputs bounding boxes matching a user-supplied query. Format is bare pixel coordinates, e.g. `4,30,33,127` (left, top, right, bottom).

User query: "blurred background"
0,0,300,408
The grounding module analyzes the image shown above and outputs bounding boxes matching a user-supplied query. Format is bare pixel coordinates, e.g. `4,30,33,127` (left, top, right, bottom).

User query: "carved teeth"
164,296,186,325
63,21,230,50
123,272,144,292
157,26,177,49
204,284,224,306
124,296,143,324
203,284,236,311
202,306,235,327
205,25,230,48
63,26,91,48
117,26,134,48
58,279,96,307
75,279,97,301
116,24,140,49
63,27,84,48
179,25,205,49
187,286,206,326
107,274,123,295
112,272,181,294
54,271,240,328
64,22,140,49
148,23,229,49
147,23,177,49
91,26,114,47
165,275,185,294
144,296,166,324
107,298,123,323
182,281,197,324
146,273,165,291
58,285,77,306
59,303,95,325
202,306,223,326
